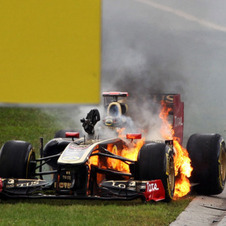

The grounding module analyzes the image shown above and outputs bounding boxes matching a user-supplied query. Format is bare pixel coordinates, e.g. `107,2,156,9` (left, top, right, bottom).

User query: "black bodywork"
0,136,167,201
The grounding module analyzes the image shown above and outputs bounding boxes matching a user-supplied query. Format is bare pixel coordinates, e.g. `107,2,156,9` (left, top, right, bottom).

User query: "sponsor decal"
111,181,126,189
102,180,149,192
144,180,165,202
165,95,174,104
62,175,71,180
16,181,40,188
5,179,44,188
147,182,159,193
54,182,72,189
101,180,138,191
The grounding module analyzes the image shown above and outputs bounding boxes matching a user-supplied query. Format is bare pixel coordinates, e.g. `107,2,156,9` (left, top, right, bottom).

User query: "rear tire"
187,133,226,195
0,140,36,178
137,142,175,201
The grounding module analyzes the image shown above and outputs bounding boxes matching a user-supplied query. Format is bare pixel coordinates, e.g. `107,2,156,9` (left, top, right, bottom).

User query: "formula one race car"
0,92,225,201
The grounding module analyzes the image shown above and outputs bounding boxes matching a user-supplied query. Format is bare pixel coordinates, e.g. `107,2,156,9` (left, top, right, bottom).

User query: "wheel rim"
168,157,175,193
219,142,226,186
26,150,36,178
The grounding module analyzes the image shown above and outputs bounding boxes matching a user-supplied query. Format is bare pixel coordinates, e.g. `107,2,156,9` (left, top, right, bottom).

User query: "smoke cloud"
44,0,226,142
102,0,226,141
101,0,187,140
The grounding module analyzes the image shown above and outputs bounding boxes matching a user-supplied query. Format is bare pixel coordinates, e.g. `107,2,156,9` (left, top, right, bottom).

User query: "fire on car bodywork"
0,91,225,201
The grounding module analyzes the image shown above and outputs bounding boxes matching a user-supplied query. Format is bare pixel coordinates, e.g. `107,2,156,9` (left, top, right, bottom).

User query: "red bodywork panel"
144,180,165,202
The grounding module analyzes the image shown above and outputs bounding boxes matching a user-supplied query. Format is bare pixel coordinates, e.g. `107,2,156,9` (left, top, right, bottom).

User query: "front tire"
137,142,175,201
43,138,71,169
0,140,36,178
187,133,226,195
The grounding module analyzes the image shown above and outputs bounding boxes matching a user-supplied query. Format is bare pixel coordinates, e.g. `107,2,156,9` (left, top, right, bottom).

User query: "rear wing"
151,94,184,144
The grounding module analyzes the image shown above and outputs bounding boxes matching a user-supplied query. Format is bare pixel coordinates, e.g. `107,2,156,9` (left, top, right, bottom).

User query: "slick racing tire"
0,140,36,178
137,143,175,202
187,133,226,195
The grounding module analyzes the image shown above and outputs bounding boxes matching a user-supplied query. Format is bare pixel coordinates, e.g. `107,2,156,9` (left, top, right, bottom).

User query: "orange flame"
159,103,174,140
159,101,193,198
89,101,192,199
107,130,145,172
89,129,145,174
89,155,99,167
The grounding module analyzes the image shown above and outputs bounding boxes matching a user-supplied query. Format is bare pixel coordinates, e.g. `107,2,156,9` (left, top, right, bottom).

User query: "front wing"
0,178,165,202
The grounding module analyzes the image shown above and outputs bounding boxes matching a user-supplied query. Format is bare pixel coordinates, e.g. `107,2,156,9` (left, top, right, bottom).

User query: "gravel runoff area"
171,187,226,226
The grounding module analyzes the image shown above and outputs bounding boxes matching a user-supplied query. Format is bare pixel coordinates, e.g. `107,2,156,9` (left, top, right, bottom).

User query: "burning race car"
0,92,225,201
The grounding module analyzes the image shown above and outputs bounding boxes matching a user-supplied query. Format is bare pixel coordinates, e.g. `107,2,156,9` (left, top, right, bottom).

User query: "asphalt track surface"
171,187,226,225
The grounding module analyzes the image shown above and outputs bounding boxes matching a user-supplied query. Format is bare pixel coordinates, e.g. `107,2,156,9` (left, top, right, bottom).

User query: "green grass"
0,199,192,226
0,107,192,225
0,107,78,153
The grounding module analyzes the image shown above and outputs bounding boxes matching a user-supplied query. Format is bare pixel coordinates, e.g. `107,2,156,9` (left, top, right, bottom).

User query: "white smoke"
102,0,226,142
43,0,226,142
